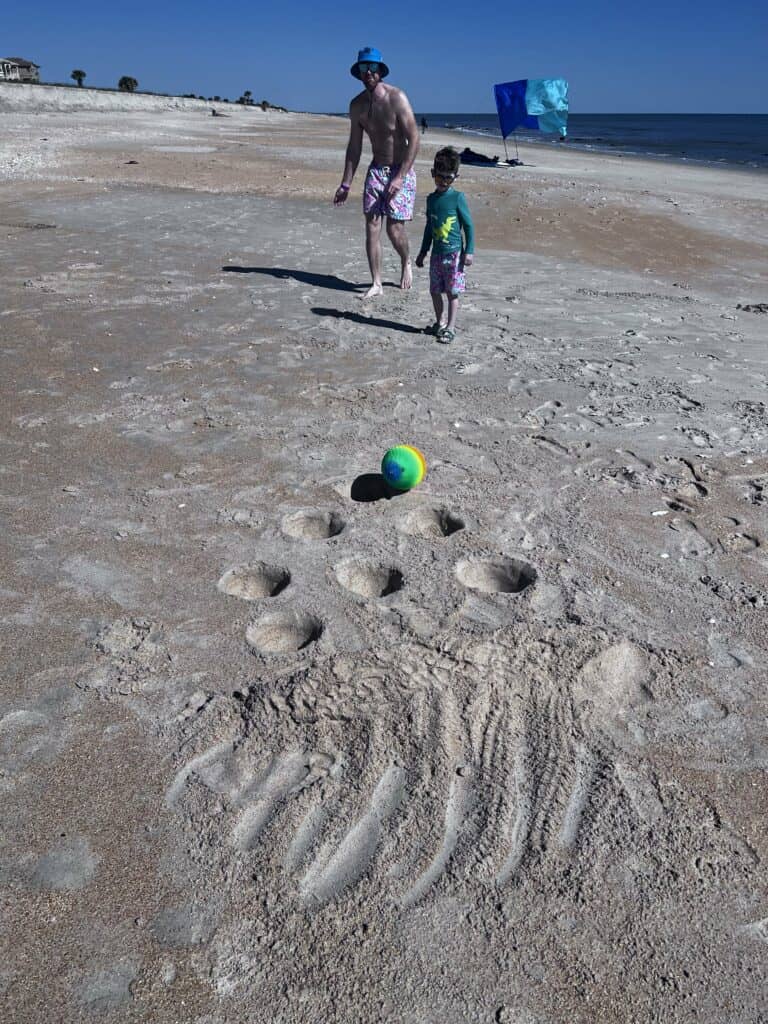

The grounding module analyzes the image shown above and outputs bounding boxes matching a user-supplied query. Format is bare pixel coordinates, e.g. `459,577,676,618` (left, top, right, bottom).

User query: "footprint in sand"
333,558,404,600
281,509,346,540
739,918,768,945
719,531,761,554
670,481,709,504
396,506,466,539
454,557,537,595
82,618,167,694
217,563,291,600
746,478,766,505
522,399,563,427
246,610,323,655
666,517,714,557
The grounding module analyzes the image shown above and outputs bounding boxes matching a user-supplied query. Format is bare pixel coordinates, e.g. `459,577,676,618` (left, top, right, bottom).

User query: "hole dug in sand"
398,507,465,539
246,610,322,654
281,509,346,540
455,557,537,594
334,558,404,599
217,563,291,600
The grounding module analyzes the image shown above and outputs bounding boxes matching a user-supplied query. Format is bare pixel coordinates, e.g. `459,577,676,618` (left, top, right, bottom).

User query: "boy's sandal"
437,328,455,344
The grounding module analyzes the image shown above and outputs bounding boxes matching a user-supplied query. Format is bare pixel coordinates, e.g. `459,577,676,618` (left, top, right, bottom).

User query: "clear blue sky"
4,0,766,113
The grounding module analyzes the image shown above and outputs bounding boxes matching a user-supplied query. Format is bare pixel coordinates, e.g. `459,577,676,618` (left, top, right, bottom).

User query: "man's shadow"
312,307,424,335
222,266,366,292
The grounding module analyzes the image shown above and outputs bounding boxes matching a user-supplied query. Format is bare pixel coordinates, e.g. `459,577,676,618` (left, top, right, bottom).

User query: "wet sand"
1,86,768,1023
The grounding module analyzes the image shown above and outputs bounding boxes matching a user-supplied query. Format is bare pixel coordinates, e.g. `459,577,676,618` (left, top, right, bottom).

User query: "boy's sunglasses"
432,171,456,182
358,62,380,74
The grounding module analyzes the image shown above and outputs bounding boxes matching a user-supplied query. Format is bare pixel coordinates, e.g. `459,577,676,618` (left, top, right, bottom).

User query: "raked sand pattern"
1,89,768,1023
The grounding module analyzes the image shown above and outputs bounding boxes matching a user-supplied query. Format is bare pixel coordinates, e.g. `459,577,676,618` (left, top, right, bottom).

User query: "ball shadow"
350,473,401,503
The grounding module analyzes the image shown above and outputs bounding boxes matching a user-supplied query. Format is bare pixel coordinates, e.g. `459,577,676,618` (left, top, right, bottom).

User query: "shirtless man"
333,47,420,299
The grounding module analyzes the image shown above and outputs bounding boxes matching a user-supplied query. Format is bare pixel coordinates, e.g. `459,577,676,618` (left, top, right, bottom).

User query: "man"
334,47,420,299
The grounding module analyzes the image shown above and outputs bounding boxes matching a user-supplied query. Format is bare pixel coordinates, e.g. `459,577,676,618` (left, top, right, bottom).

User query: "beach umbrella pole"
502,133,521,163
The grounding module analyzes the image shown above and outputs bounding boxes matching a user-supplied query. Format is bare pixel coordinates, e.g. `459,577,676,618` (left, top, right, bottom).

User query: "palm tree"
118,76,138,93
243,90,252,105
71,69,86,88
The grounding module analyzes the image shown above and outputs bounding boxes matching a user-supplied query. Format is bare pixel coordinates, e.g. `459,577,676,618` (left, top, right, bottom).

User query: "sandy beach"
1,85,767,1023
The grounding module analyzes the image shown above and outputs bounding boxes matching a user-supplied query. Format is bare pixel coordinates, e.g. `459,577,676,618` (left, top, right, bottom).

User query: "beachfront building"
0,58,40,83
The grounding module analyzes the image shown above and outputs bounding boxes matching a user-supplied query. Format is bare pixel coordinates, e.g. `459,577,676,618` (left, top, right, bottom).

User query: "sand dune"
0,81,232,113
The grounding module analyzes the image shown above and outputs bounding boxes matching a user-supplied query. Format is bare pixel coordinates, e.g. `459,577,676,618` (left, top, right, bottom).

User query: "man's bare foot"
400,261,413,290
361,283,384,300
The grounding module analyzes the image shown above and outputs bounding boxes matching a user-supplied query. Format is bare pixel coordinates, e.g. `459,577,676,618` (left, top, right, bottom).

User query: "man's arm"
334,102,364,205
394,90,420,177
387,90,420,197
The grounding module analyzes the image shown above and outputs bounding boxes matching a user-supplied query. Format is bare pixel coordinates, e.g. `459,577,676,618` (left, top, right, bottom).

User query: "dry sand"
1,85,767,1023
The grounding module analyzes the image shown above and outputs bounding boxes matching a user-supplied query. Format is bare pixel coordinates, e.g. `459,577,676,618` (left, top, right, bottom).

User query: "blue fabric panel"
494,80,538,139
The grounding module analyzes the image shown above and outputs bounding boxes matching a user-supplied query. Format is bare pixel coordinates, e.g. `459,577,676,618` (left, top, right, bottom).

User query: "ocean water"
418,114,768,170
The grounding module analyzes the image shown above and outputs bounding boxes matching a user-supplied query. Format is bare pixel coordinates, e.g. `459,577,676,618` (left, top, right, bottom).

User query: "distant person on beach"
460,146,499,165
415,147,475,344
421,117,428,133
333,47,420,299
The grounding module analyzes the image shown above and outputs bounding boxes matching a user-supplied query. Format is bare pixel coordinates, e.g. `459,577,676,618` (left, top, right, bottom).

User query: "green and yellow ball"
381,445,427,491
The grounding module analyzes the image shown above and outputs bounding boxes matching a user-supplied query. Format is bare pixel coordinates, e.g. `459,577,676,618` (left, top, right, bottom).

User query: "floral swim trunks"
363,164,417,221
429,250,466,295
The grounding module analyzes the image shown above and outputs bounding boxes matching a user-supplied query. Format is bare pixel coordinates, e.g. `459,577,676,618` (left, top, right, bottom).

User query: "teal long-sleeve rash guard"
418,188,475,257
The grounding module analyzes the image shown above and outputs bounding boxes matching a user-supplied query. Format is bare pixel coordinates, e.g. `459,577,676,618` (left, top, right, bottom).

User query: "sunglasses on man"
358,62,381,74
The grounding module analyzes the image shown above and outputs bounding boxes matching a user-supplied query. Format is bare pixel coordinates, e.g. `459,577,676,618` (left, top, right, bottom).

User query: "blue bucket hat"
351,47,390,80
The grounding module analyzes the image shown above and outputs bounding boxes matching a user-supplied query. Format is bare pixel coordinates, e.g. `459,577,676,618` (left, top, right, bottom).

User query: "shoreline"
323,106,768,174
447,126,768,175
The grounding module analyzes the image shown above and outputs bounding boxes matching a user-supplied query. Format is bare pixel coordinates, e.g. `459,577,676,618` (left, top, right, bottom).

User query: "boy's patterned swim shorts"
363,164,416,221
429,250,466,296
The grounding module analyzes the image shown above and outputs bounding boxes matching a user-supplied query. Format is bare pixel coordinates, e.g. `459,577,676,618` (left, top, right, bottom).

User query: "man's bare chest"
360,101,397,137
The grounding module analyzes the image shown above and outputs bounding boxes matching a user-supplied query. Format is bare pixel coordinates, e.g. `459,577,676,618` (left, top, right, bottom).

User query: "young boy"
415,147,475,343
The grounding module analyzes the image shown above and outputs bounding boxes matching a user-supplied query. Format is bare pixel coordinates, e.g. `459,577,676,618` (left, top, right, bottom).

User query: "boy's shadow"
312,307,424,335
222,266,360,292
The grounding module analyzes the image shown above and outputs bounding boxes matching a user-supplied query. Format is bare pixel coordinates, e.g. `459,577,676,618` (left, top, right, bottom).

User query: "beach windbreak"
494,78,569,138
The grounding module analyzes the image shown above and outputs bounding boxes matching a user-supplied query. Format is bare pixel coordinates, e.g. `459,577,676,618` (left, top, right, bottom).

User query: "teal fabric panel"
525,78,568,134
524,78,568,116
537,109,568,134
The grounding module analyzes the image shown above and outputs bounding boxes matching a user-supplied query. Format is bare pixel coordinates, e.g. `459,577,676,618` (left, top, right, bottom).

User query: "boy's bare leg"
445,295,459,332
386,218,412,290
431,292,445,329
362,214,384,299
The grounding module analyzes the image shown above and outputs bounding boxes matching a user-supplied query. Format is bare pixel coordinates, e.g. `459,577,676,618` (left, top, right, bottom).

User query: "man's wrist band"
339,183,350,191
